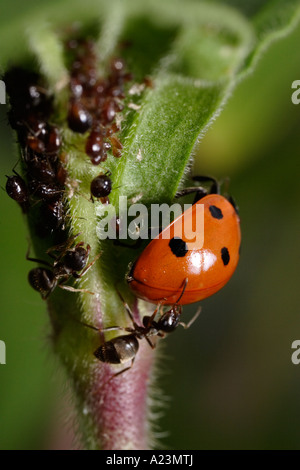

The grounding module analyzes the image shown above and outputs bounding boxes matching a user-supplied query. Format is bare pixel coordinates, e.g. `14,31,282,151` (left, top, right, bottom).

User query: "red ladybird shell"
127,194,241,305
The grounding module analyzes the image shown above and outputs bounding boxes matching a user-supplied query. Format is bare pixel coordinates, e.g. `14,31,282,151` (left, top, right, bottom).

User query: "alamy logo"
96,197,205,248
0,340,6,364
291,340,300,365
0,80,6,104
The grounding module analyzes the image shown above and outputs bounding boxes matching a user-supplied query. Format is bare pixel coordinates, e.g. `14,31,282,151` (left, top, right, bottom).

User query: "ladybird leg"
111,238,144,249
179,307,201,329
174,278,188,304
227,195,239,215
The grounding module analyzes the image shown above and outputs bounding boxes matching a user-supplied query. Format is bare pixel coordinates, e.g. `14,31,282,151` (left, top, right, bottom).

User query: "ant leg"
78,319,133,335
179,307,202,329
101,325,133,334
26,246,52,268
116,290,138,327
79,321,99,332
58,284,95,295
143,305,161,328
176,176,220,203
115,359,135,377
46,232,82,261
100,357,136,386
117,291,160,332
175,187,208,200
74,252,101,278
144,335,157,349
26,256,52,267
110,357,135,380
41,279,58,300
191,175,220,194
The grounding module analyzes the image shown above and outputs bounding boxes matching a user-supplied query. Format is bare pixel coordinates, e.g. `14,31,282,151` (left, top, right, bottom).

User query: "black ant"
84,284,201,379
5,171,30,213
27,233,100,299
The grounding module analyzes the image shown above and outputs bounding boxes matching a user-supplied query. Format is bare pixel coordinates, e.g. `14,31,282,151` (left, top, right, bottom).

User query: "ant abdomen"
94,334,139,365
28,267,56,298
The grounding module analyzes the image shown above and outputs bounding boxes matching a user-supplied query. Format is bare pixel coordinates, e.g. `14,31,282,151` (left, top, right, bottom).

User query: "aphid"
143,76,154,88
110,57,126,76
70,40,97,88
38,198,66,235
27,234,100,299
25,153,57,183
67,99,93,133
4,67,53,127
55,164,68,186
70,77,84,99
5,173,30,213
85,126,111,164
26,122,61,156
110,135,123,158
90,173,112,201
100,98,118,124
127,176,241,305
28,180,64,201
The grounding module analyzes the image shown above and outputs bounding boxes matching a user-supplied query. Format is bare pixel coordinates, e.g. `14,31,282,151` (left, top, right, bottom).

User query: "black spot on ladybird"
169,237,188,258
221,247,230,266
209,205,223,219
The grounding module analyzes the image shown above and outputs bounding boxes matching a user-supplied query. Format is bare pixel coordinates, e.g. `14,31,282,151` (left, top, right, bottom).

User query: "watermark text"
0,340,6,365
0,80,6,104
291,80,300,105
96,196,204,248
291,340,300,365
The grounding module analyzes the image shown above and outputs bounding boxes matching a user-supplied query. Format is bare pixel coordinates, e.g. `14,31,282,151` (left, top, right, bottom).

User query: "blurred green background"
1,1,300,450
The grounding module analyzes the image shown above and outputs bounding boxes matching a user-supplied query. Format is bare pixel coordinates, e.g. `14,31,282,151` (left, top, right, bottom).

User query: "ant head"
63,244,90,272
156,305,182,333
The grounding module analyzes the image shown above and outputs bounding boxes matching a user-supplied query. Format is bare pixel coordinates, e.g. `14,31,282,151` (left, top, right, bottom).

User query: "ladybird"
127,188,241,305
